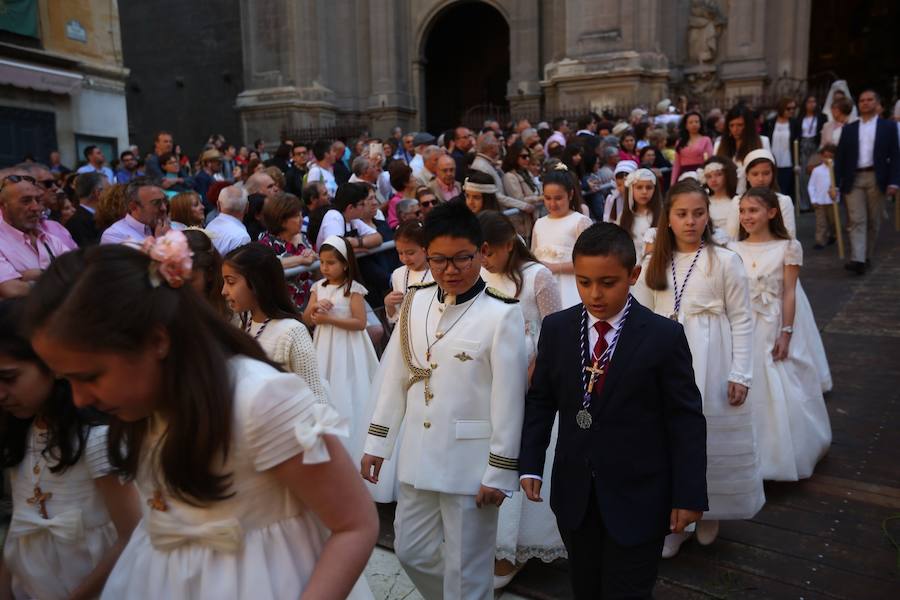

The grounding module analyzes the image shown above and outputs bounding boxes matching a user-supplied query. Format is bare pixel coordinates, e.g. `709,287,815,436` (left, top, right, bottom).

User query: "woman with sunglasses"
762,97,801,202
501,141,542,213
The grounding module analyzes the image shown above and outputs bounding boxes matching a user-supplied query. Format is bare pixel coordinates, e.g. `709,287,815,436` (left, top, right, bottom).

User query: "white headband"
697,162,724,185
463,178,497,194
322,235,349,259
624,168,657,189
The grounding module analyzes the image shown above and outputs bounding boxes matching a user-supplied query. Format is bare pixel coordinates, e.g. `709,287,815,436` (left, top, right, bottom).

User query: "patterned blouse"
258,232,314,310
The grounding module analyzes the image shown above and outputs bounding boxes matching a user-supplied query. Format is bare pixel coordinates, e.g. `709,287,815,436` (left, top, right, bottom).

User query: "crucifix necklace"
669,241,704,321
27,422,53,519
577,296,632,429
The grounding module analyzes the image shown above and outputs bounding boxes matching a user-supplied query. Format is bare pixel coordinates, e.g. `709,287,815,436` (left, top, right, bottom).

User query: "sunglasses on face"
420,200,434,207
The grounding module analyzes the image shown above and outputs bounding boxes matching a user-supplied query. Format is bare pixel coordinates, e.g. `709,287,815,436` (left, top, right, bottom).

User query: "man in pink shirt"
15,162,78,250
0,173,73,298
431,155,461,202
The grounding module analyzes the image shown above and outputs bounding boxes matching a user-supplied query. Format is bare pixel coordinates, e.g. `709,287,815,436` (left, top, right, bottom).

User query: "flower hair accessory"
624,168,656,189
552,162,569,172
141,230,193,289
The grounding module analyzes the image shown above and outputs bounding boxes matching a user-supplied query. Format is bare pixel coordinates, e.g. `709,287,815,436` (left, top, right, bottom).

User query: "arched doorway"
422,1,510,134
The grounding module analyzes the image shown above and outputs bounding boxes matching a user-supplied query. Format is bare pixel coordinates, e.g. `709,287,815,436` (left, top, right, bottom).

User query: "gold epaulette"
409,280,438,290
485,287,519,303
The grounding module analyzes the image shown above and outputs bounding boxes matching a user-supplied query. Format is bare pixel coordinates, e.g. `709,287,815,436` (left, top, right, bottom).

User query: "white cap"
743,148,776,167
614,160,638,176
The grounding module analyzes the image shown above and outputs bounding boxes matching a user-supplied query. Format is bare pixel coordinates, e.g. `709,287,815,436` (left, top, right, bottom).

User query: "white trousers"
394,483,498,600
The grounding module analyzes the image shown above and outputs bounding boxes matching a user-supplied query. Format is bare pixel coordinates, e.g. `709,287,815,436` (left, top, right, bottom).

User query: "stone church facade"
236,0,814,141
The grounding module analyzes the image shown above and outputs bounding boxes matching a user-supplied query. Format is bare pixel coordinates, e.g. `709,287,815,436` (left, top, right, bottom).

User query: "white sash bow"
295,404,348,465
682,298,725,317
147,510,243,553
8,508,84,543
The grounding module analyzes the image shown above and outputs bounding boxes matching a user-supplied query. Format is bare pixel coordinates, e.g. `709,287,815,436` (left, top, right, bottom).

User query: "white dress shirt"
205,213,251,256
99,214,152,245
315,209,377,250
771,121,792,167
521,301,628,481
856,117,877,168
802,116,818,139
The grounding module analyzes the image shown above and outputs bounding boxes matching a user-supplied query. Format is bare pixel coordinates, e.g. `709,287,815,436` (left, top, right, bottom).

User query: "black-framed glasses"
426,253,476,272
1,174,36,189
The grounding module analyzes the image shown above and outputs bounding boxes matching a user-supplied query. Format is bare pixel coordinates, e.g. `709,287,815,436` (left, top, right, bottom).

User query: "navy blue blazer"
834,117,900,194
520,300,708,547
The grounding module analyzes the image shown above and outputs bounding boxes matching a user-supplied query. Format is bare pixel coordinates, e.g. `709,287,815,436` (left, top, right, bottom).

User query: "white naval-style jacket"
364,281,528,495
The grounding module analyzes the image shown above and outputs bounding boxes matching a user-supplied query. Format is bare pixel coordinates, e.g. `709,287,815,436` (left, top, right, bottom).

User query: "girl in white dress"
532,166,593,308
0,299,140,600
26,238,377,600
221,243,329,404
724,149,833,393
477,211,565,587
617,168,662,264
729,188,832,481
633,179,764,559
304,235,379,461
699,157,738,245
384,221,432,324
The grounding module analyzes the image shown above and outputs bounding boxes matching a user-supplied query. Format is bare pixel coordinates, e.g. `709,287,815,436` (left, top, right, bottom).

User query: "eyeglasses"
426,253,476,272
38,178,58,189
1,174,36,189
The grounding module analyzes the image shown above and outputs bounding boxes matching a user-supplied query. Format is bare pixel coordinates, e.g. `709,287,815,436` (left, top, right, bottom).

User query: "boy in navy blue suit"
520,223,708,599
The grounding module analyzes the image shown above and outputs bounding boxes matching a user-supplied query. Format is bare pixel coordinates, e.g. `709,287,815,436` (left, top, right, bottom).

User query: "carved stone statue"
687,0,727,64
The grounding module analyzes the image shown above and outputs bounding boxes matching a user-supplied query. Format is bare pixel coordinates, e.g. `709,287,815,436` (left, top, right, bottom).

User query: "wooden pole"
826,158,845,260
792,139,802,219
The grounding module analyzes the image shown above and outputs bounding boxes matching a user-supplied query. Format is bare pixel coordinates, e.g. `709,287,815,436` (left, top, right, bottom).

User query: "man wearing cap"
409,132,436,180
193,149,224,203
603,160,638,224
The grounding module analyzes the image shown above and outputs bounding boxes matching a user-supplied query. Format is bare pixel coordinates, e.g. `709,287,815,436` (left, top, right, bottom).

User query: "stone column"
508,0,541,119
367,0,417,136
719,0,768,101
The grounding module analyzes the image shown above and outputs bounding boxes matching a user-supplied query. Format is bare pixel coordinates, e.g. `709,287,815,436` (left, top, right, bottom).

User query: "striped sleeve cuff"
368,423,390,438
488,453,518,471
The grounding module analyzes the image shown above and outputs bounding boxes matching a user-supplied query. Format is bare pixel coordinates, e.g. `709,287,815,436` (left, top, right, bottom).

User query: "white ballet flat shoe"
493,563,525,589
661,532,691,559
696,519,719,546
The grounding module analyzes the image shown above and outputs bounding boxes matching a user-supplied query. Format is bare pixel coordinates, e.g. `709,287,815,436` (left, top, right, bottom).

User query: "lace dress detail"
251,318,329,405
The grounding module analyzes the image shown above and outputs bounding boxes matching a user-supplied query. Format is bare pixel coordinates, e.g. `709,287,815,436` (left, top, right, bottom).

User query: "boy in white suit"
362,200,528,600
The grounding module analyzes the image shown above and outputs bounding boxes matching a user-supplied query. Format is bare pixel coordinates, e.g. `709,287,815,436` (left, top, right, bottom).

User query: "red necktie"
592,321,613,396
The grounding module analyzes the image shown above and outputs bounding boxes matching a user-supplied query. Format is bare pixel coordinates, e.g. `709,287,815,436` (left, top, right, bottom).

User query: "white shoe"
661,532,690,559
696,519,719,546
493,563,525,589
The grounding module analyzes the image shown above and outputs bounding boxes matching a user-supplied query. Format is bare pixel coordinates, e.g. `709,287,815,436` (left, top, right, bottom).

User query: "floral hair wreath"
552,162,569,172
141,230,194,289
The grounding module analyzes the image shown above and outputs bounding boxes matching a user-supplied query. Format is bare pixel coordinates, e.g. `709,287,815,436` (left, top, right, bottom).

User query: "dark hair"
738,187,791,241
477,211,538,295
501,140,528,173
302,182,326,208
542,168,581,212
776,96,797,117
858,88,881,104
334,182,369,213
83,145,98,160
182,230,228,318
821,143,838,155
154,130,172,143
703,156,738,197
618,171,662,237
74,171,103,200
312,139,332,161
262,192,302,234
744,156,779,191
394,219,426,246
224,243,300,321
120,150,135,161
644,179,714,290
561,144,585,180
388,160,413,192
676,111,705,151
638,146,657,163
319,238,362,296
572,222,637,270
552,117,568,131
26,246,276,505
0,299,100,473
422,198,483,248
832,97,853,116
717,105,762,162
464,170,500,212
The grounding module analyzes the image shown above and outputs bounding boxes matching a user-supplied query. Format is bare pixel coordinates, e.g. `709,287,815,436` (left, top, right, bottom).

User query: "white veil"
823,80,859,123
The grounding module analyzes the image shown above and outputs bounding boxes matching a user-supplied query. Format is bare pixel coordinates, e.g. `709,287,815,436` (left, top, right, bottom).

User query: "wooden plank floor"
377,210,900,599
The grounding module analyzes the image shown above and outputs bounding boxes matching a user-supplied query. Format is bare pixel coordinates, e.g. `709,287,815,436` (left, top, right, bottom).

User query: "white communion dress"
312,279,380,461
247,317,329,405
101,356,373,599
531,211,593,309
725,193,832,393
633,246,765,520
728,239,832,481
484,263,568,564
3,425,116,600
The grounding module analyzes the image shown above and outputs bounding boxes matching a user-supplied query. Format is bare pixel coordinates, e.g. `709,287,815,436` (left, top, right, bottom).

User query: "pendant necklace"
669,241,704,321
423,287,479,364
245,316,272,340
404,267,430,293
27,420,52,519
577,295,632,429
